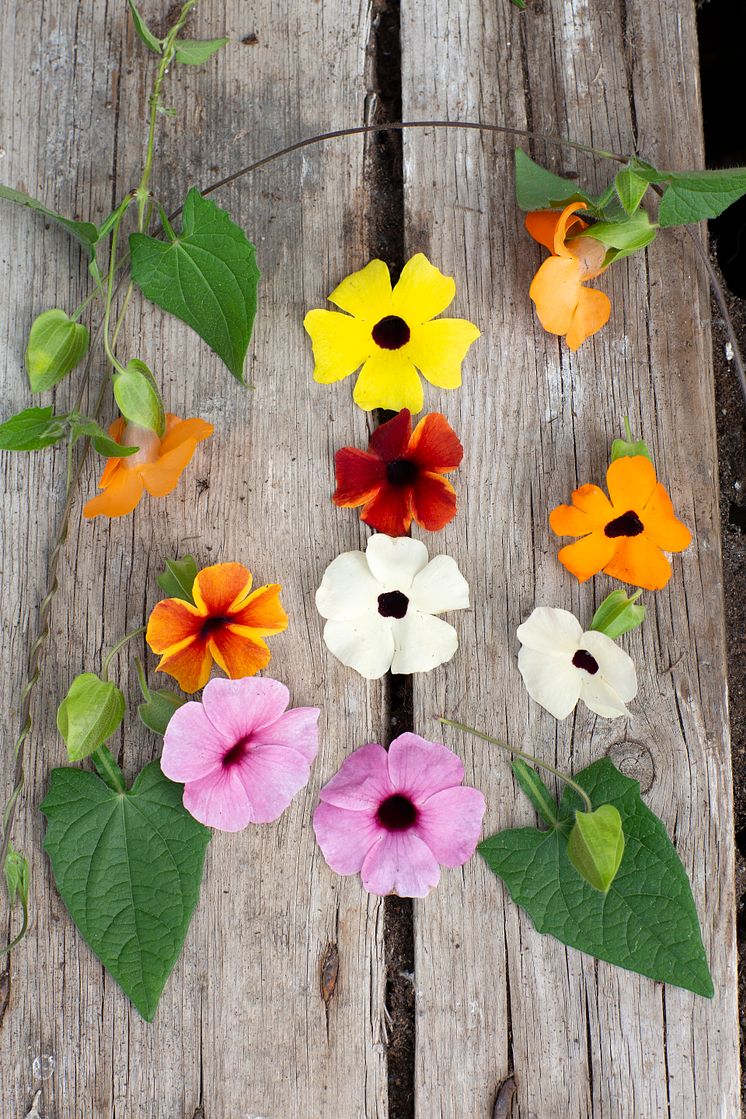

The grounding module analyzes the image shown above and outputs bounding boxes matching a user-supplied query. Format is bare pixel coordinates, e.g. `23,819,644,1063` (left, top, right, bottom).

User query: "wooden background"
0,0,739,1116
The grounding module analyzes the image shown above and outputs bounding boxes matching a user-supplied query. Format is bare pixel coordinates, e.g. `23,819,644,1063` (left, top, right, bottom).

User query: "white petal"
316,550,382,620
408,555,470,615
579,676,631,718
323,615,395,679
365,534,429,592
390,611,459,674
580,630,638,703
516,607,583,655
517,646,583,720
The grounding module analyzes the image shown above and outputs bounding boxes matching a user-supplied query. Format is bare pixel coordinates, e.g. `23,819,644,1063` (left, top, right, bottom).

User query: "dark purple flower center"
378,590,409,618
222,735,251,768
372,315,411,350
386,457,419,487
604,510,644,538
376,793,418,831
201,615,231,638
572,649,599,675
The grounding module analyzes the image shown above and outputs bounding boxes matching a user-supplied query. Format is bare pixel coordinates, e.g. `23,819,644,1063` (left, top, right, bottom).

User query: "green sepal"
610,417,652,463
25,309,89,393
511,760,558,828
56,673,125,762
113,359,165,437
174,38,229,65
614,167,650,215
0,184,98,259
156,556,198,603
590,589,645,639
127,0,162,53
567,804,625,893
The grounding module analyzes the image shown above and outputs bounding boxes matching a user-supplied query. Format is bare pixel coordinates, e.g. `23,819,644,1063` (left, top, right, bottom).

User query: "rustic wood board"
401,0,741,1116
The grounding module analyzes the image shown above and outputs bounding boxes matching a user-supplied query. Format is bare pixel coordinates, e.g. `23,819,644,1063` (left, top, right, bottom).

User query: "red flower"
333,409,463,536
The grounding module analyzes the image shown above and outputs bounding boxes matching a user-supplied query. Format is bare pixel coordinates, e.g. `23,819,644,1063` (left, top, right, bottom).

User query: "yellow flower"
303,254,481,413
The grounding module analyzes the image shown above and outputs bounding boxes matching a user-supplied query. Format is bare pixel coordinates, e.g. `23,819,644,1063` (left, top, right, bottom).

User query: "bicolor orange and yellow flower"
526,202,610,351
303,254,480,413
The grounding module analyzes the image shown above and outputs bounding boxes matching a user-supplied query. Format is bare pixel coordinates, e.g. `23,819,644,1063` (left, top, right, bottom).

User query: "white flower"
316,534,470,679
517,606,637,720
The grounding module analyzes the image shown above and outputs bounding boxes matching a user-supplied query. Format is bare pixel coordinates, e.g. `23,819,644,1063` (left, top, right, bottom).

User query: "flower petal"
409,472,457,532
328,259,393,321
516,606,583,655
365,534,429,591
230,583,288,635
517,647,583,720
367,407,413,460
233,743,312,823
360,484,414,536
209,626,271,679
146,596,204,653
313,802,382,874
250,706,320,764
361,830,441,897
192,562,253,616
406,318,481,390
82,467,145,519
391,254,455,324
529,255,582,335
390,611,459,674
182,767,254,831
553,202,590,257
580,630,638,704
316,551,382,620
323,615,395,679
414,785,486,866
605,455,658,514
333,447,386,506
525,209,562,253
408,554,469,615
304,308,371,384
550,483,614,537
579,677,632,718
200,676,290,743
565,285,611,350
155,635,213,693
602,535,673,591
318,741,393,809
557,532,616,583
140,424,211,497
642,484,692,553
407,411,463,472
387,732,464,801
158,416,214,456
161,700,232,782
353,351,424,413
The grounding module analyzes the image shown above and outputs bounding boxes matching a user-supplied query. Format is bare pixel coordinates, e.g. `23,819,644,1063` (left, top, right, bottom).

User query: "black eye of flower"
572,649,599,675
378,590,409,619
372,315,411,350
604,510,644,538
386,458,419,486
376,793,418,831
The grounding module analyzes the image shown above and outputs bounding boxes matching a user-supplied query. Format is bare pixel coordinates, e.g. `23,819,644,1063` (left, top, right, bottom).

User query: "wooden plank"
401,1,740,1116
0,2,388,1116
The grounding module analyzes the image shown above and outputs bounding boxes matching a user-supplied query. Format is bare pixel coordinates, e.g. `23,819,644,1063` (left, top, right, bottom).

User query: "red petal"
410,471,457,531
367,409,412,461
334,447,386,506
360,483,413,536
408,413,463,473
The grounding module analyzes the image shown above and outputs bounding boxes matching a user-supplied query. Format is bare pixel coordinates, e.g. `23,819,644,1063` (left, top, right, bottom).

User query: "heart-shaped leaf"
41,763,210,1020
657,168,746,227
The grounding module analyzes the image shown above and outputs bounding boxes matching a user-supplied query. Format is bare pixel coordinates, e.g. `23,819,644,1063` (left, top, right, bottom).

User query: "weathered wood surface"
0,0,740,1117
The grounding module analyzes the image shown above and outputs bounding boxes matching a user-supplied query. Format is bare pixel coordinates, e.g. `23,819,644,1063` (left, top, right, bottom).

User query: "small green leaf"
173,38,229,65
139,689,186,735
41,763,211,1020
510,0,526,8
581,210,656,253
130,188,260,382
25,309,89,393
113,359,165,437
4,843,29,909
0,406,68,451
511,760,558,827
614,167,649,215
568,804,625,892
156,555,198,603
657,168,746,227
68,415,138,458
610,416,652,463
56,673,125,762
590,589,646,639
0,184,98,259
127,0,162,52
514,149,588,211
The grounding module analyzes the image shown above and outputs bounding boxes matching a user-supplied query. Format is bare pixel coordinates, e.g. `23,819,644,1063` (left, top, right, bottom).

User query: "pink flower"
313,732,485,897
161,677,320,831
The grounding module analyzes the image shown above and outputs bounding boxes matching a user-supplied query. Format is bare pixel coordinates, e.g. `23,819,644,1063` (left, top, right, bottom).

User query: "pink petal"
233,744,312,823
250,707,320,764
161,701,232,782
317,742,393,809
387,733,465,802
312,802,382,874
414,786,486,866
361,830,441,897
182,767,254,831
201,677,290,742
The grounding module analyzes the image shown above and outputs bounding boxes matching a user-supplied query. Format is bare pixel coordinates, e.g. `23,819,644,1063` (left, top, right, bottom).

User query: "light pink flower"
313,732,485,897
161,677,319,831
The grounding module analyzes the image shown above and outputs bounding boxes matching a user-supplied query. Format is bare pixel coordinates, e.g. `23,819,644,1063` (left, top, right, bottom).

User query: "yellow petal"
304,309,371,383
328,260,393,322
406,318,481,390
352,352,424,413
391,253,456,324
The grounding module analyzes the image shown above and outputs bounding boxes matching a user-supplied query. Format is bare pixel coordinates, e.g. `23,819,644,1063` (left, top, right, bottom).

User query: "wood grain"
401,1,740,1116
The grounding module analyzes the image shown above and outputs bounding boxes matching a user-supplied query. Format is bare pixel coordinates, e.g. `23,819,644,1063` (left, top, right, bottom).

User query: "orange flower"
146,562,288,693
83,414,213,519
526,202,610,350
549,455,691,591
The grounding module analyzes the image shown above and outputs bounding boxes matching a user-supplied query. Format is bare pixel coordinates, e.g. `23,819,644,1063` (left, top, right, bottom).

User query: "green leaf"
129,188,260,382
581,210,656,253
590,589,646,639
4,843,29,909
614,167,649,215
567,804,625,893
479,758,713,997
139,688,186,735
68,415,138,458
127,0,162,52
514,149,588,211
0,406,68,451
41,763,210,1020
156,555,198,603
25,309,89,393
511,760,558,827
56,673,125,762
510,0,526,8
173,38,229,65
113,359,165,437
0,184,98,259
657,168,746,227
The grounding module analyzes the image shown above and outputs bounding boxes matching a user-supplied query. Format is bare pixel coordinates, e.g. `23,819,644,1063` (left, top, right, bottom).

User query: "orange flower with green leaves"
526,202,610,351
549,455,691,591
146,562,288,693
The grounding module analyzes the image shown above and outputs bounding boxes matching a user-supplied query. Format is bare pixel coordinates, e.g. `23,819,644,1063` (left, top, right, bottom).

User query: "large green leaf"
0,184,98,258
129,188,260,382
514,149,589,211
479,758,713,997
41,763,210,1021
657,168,746,227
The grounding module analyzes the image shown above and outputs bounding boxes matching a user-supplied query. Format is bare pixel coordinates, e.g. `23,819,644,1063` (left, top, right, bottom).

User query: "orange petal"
140,439,202,498
192,563,254,616
557,532,616,583
82,468,144,519
156,635,214,693
565,286,611,350
550,484,613,537
525,210,562,253
553,202,589,258
606,455,657,515
642,484,692,553
159,417,214,457
209,626,271,679
231,583,288,635
603,536,673,591
529,256,583,335
146,597,205,654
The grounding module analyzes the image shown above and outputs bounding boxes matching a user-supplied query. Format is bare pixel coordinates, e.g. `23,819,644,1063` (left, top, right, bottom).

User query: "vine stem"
101,626,146,682
437,717,594,813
